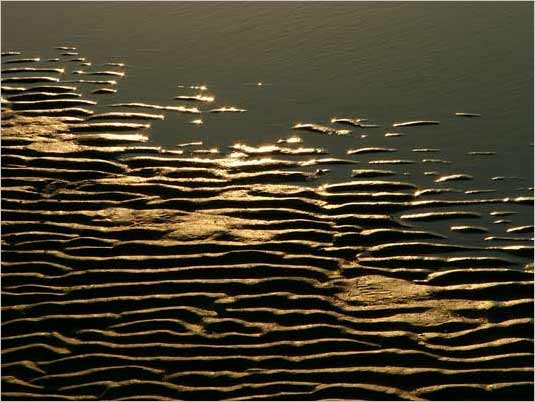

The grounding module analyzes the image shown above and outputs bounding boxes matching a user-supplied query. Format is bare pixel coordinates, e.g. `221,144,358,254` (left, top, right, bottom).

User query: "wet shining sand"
1,49,534,401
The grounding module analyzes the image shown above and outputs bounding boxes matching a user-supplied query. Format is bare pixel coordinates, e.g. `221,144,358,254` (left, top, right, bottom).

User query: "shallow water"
1,4,534,399
2,2,533,166
2,1,533,244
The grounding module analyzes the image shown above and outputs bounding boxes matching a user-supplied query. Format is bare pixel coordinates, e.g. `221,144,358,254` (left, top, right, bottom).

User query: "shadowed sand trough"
1,49,534,401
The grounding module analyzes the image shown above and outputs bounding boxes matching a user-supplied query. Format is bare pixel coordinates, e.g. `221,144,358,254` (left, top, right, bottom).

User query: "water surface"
2,3,534,400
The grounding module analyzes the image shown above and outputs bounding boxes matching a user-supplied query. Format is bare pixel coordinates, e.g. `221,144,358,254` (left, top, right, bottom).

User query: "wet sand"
1,49,534,401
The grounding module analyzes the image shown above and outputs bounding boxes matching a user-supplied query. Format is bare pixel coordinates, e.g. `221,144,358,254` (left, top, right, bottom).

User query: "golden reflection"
174,94,215,102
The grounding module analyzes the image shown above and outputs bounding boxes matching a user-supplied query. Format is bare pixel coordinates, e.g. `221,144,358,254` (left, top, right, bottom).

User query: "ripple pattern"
1,48,533,401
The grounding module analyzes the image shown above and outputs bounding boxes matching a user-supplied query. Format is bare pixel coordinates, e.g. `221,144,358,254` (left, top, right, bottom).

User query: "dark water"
2,1,534,233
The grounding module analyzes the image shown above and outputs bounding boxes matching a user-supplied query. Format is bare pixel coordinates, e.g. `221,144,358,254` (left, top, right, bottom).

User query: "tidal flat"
1,2,534,401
